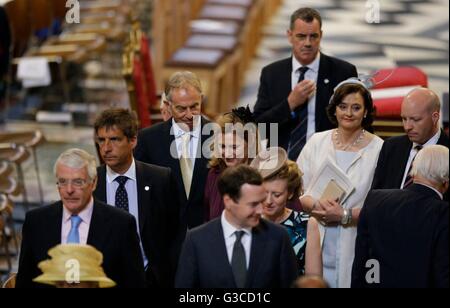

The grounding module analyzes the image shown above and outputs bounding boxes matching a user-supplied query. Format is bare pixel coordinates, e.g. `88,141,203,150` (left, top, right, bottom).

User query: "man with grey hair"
253,7,357,160
16,148,146,288
135,71,212,232
372,87,449,199
352,145,449,288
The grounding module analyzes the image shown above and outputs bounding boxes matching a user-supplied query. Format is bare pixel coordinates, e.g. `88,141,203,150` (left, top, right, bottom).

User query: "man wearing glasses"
16,149,146,288
135,71,212,233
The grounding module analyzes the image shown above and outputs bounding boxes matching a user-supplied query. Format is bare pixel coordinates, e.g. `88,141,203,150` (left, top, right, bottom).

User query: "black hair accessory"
231,106,255,124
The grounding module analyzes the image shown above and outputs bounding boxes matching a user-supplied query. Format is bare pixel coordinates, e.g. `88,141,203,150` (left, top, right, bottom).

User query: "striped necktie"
288,66,310,160
403,145,423,189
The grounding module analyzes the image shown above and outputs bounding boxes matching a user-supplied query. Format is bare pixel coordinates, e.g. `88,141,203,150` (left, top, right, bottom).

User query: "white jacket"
297,130,383,288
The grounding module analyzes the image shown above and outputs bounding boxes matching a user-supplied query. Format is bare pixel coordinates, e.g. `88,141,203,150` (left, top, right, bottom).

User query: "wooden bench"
164,48,228,115
0,143,30,211
0,131,46,205
185,34,242,111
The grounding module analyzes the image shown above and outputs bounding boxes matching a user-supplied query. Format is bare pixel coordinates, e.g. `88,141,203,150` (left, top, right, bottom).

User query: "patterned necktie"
179,133,193,198
288,66,310,160
231,231,247,288
67,215,82,244
115,176,129,212
403,145,423,189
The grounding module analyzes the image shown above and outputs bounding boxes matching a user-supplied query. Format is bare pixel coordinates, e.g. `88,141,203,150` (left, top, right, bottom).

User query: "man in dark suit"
16,149,146,288
372,88,449,195
135,71,212,231
175,165,298,288
253,7,357,159
352,145,449,288
93,108,180,287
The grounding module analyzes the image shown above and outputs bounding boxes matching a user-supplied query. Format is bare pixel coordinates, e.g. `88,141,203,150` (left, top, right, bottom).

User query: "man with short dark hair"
94,108,180,288
352,145,449,288
254,7,357,160
175,165,298,288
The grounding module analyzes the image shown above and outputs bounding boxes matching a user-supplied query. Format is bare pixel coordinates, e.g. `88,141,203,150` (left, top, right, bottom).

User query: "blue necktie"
288,66,310,160
115,176,129,212
67,215,82,244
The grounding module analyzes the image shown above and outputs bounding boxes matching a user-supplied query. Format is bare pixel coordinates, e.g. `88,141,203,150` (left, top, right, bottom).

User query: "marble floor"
0,0,448,283
238,0,449,109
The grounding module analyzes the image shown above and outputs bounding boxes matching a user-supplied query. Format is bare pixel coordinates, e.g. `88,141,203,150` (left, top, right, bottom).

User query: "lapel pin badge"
145,186,150,191
324,79,330,84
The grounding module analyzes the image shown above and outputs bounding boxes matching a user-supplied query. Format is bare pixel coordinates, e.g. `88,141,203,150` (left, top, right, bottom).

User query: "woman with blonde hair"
204,107,260,220
252,147,322,276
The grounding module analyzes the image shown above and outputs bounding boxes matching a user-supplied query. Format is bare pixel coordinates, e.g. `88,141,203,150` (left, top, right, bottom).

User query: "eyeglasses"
56,178,89,188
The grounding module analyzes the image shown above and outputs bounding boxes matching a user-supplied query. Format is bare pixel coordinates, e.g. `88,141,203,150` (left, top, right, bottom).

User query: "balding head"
401,88,441,145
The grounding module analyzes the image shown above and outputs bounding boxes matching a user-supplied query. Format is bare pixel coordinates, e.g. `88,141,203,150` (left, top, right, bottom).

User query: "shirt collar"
106,159,136,184
221,211,252,239
172,116,202,139
292,52,320,74
63,197,94,223
415,183,444,200
414,130,441,148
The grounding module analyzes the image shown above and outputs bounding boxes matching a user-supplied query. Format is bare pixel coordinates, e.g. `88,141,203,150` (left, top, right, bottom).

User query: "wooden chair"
0,193,18,256
2,273,17,288
0,194,15,274
0,143,30,211
0,131,46,205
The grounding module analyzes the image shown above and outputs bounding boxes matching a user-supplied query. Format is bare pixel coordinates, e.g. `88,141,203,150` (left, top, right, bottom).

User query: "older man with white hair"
16,148,146,288
352,145,449,288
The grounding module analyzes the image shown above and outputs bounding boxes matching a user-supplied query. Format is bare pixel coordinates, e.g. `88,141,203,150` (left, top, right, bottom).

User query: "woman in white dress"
297,80,383,288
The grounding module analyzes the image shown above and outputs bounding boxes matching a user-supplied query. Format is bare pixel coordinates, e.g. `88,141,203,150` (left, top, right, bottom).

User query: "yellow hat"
33,244,116,288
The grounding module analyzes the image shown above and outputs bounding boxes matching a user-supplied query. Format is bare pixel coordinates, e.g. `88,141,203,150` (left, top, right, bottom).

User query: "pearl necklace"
334,129,365,151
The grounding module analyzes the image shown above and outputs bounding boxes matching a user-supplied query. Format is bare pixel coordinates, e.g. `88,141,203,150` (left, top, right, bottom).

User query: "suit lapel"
316,53,333,129
87,202,111,251
189,117,211,199
95,165,107,202
48,202,64,246
163,120,186,203
215,220,238,287
246,224,267,288
397,136,414,185
135,161,149,235
283,58,293,100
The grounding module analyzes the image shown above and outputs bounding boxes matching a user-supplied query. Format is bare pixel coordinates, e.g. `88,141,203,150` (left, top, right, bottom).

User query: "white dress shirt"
61,197,94,244
106,159,148,268
221,212,252,269
291,54,321,141
171,116,201,168
401,130,441,188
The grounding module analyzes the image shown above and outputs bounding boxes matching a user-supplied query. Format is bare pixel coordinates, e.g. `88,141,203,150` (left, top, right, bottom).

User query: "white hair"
54,148,97,181
411,145,449,184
